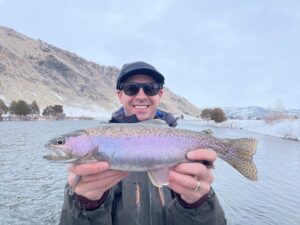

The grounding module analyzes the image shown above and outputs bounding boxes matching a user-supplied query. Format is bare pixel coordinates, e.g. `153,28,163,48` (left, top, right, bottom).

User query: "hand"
168,149,216,204
68,162,128,200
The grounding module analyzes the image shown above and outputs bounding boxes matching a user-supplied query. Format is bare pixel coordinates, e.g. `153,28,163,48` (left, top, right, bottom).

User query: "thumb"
68,172,81,188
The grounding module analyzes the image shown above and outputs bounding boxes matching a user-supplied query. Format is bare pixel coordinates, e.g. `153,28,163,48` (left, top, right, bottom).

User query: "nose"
135,88,147,98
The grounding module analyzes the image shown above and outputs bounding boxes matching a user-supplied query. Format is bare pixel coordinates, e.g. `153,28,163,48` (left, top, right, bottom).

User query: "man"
59,61,226,225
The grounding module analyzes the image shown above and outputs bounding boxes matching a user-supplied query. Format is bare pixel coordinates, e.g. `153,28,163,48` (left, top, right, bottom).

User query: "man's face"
117,75,163,121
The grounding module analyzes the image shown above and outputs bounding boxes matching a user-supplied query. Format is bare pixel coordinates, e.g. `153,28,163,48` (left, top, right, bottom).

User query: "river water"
0,120,299,225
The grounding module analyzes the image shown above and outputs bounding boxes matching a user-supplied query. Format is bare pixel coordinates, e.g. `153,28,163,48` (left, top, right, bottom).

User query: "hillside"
0,25,201,117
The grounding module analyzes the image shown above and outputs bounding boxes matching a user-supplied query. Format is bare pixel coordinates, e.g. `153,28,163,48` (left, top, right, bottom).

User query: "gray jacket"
59,108,227,225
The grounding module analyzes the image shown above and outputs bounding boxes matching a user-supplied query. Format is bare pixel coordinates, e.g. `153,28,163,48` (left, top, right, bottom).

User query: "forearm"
59,184,113,225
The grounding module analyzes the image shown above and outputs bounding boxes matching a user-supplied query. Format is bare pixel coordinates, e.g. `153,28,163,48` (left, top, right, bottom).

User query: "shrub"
211,108,227,123
200,108,227,123
265,111,294,124
13,100,31,116
30,100,40,115
42,104,64,116
200,109,212,121
0,99,8,115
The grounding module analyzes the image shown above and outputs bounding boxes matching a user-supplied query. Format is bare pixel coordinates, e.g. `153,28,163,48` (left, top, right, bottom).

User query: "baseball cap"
116,61,165,90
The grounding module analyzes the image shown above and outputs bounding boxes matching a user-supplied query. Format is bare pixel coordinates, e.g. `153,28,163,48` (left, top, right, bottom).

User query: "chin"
136,112,154,121
136,115,151,121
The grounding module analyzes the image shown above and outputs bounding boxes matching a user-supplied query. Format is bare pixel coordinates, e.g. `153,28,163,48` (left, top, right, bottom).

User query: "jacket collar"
109,107,177,127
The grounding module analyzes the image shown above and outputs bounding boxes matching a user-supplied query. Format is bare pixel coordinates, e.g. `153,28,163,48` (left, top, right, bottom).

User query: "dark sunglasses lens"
122,83,161,96
123,83,140,96
143,83,161,96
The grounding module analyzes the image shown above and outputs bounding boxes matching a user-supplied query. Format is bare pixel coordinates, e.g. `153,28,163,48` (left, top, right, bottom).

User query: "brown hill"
0,25,201,117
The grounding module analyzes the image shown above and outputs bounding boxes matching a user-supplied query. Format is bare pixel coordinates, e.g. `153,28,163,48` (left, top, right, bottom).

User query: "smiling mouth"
133,105,149,109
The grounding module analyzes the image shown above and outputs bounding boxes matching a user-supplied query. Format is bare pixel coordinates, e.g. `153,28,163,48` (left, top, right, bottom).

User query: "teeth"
134,105,148,109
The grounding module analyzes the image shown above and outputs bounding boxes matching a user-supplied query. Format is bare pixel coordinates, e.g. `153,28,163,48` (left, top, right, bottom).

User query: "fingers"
68,161,109,176
67,169,127,187
172,162,211,180
169,170,197,190
168,149,216,204
67,161,128,201
74,171,127,198
75,173,127,200
80,170,128,183
168,170,211,203
187,148,217,162
172,148,215,183
67,172,81,188
169,170,211,194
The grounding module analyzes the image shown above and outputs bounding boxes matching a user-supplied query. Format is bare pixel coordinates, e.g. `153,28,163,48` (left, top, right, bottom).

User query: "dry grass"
264,112,296,124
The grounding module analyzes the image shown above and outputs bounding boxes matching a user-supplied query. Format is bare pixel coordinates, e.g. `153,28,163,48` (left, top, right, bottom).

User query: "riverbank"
0,114,94,121
211,118,300,142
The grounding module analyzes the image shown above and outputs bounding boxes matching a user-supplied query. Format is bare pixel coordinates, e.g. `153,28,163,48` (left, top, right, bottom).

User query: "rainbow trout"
44,120,258,185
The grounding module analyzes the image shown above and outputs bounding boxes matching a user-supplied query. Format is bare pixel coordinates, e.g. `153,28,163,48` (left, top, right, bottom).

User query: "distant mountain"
223,106,300,120
0,25,201,117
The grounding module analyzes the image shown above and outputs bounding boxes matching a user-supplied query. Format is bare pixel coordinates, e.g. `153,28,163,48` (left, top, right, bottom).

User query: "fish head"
44,129,96,163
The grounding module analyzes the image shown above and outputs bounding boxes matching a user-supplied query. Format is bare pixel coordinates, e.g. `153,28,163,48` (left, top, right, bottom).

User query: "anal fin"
148,167,170,187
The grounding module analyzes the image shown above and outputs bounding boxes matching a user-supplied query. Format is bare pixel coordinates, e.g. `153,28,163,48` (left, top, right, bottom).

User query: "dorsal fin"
138,119,169,127
201,129,214,136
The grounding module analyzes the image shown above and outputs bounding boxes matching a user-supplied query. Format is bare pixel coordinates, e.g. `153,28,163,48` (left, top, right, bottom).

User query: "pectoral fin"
148,167,170,187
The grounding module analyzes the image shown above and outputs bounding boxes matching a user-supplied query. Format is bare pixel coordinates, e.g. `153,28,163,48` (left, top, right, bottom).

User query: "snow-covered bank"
214,119,300,141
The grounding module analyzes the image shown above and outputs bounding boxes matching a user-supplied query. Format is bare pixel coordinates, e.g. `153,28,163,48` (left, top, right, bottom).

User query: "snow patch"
51,91,64,101
0,94,9,105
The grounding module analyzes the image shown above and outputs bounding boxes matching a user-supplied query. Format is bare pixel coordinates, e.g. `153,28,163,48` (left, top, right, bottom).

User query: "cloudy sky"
1,0,300,109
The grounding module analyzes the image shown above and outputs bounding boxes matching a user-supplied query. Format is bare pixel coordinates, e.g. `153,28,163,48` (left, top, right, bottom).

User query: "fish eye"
56,137,65,145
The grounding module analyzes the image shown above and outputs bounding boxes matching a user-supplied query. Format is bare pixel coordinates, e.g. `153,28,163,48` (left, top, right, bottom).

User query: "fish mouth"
43,144,77,162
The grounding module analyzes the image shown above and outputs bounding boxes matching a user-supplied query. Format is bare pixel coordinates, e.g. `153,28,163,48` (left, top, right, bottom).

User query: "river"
0,120,299,225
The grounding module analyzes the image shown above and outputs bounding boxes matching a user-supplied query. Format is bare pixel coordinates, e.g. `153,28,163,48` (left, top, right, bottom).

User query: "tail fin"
225,138,258,181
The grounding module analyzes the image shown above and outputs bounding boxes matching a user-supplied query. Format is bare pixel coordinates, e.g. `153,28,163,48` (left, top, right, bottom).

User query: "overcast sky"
1,0,300,109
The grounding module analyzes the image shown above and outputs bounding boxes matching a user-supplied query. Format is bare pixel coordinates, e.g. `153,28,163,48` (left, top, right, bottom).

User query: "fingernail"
101,162,109,170
68,164,75,171
169,170,175,178
187,151,195,159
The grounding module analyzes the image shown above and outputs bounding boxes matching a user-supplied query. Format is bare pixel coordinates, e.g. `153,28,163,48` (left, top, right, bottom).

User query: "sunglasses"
120,82,162,96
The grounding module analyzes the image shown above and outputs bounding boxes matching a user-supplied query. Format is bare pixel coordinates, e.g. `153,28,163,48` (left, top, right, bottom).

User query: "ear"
158,88,164,97
117,91,123,101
